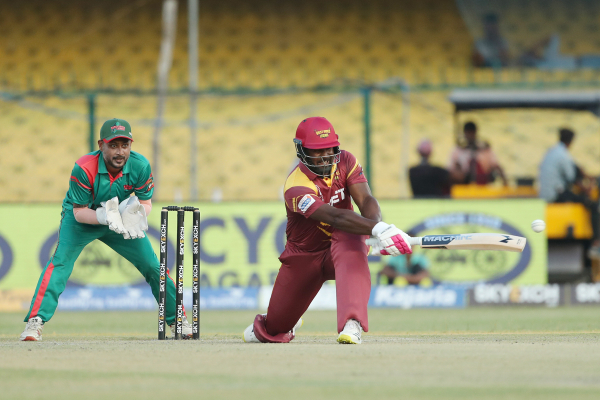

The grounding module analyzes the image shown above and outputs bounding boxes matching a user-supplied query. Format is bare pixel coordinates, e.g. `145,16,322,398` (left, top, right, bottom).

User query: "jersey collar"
299,162,319,181
298,161,337,187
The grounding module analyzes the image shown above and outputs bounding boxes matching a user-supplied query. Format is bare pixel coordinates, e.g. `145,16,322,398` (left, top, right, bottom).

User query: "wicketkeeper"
20,118,193,341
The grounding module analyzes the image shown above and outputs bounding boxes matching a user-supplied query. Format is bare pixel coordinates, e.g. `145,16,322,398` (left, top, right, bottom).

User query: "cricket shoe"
242,314,303,343
291,316,304,335
169,315,193,339
337,319,362,344
20,316,44,342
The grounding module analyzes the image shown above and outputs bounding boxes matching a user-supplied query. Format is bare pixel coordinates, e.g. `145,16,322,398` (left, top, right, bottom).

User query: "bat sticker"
499,235,512,243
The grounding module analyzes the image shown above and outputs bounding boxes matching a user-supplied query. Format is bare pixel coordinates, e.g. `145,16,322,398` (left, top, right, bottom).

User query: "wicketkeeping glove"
96,196,127,235
368,222,412,256
119,196,148,239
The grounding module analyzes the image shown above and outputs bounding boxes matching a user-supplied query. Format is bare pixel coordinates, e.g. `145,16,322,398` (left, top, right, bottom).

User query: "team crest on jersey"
314,129,330,138
298,194,316,213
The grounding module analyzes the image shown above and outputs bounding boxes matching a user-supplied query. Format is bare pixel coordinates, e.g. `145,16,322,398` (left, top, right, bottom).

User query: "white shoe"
242,322,260,343
20,316,44,342
169,315,193,339
337,319,362,344
292,316,303,335
242,314,303,343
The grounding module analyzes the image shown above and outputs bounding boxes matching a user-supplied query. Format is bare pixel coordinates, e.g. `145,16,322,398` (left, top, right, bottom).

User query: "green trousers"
25,209,179,324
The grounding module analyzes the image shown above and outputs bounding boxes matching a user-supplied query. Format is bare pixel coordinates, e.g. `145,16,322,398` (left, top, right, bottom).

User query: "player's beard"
315,164,333,177
108,155,128,170
308,158,334,177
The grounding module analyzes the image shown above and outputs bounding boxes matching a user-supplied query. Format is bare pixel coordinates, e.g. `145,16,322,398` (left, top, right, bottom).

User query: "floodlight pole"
400,82,410,199
153,0,178,200
363,87,372,193
88,93,96,152
188,0,199,201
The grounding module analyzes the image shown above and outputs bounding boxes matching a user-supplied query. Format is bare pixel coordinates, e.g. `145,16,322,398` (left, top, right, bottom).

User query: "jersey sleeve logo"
135,175,154,193
298,194,316,213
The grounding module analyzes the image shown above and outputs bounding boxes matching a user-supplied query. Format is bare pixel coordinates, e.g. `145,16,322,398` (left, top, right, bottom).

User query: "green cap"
100,118,134,143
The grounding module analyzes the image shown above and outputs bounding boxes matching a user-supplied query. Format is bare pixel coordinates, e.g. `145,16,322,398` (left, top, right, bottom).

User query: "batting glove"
365,238,384,256
370,222,412,256
96,197,127,235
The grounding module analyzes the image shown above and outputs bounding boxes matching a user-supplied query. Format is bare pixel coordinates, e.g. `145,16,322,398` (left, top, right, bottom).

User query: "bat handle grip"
407,236,422,246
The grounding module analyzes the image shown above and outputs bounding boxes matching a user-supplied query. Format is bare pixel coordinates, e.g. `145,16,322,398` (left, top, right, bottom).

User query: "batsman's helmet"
293,117,341,177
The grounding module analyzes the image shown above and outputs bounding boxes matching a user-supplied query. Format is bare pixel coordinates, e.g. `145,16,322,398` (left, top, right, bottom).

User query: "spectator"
448,122,508,186
472,13,576,70
472,13,510,68
539,128,600,255
377,251,431,286
409,139,452,198
520,34,577,70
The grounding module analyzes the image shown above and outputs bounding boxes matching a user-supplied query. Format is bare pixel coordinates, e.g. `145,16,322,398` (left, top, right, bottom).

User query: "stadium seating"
452,107,600,183
2,0,600,92
494,0,600,59
1,0,600,202
0,0,476,91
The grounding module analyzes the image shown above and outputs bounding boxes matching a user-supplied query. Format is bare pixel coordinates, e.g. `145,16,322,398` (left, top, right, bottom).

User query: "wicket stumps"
158,206,200,340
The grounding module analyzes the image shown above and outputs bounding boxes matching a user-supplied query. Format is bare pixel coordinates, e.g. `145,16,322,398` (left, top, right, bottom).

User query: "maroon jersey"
283,150,368,252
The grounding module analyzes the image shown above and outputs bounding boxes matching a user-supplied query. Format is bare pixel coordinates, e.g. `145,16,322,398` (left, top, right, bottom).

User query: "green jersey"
63,150,154,211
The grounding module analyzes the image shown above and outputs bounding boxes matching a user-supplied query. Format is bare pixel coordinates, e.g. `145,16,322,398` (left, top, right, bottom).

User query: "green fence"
1,81,600,203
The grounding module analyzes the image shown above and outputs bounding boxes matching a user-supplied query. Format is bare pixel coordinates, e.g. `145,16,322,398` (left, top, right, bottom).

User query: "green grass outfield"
1,308,600,400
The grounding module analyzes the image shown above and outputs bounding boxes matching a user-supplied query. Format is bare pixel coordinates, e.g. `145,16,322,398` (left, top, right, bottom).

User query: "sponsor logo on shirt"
298,194,316,213
329,188,345,206
123,185,133,190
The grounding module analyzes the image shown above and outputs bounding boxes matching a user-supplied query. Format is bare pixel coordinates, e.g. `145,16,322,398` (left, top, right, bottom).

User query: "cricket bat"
409,233,526,252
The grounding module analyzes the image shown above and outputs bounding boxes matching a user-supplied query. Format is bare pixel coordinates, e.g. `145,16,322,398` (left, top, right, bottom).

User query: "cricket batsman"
20,118,193,341
242,117,412,344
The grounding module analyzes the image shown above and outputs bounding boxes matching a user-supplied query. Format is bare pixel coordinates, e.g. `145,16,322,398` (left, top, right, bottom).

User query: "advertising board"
0,199,546,302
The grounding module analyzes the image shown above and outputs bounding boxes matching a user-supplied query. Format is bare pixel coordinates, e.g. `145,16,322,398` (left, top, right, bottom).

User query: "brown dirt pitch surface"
1,308,600,400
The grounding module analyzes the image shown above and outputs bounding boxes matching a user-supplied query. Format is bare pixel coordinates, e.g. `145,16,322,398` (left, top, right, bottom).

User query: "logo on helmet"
315,129,330,138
